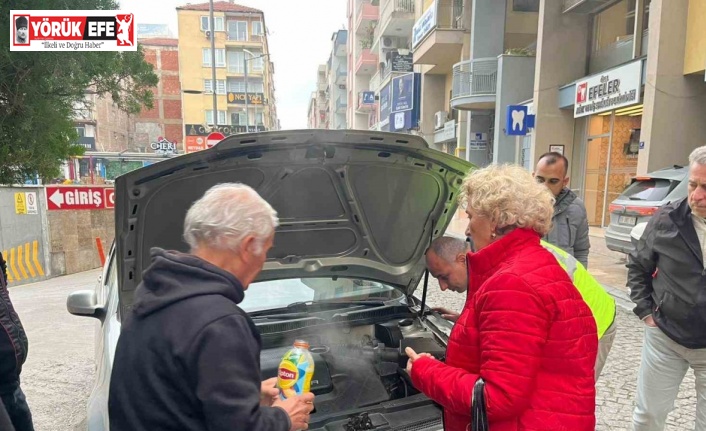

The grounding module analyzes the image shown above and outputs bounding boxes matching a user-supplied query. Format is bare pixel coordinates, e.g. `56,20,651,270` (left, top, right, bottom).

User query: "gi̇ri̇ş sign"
574,60,642,118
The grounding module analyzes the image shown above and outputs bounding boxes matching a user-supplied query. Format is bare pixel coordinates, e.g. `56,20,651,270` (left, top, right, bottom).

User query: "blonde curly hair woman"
406,164,598,431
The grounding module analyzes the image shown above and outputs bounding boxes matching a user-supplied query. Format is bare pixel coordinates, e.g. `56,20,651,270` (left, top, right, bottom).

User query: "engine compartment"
259,317,447,422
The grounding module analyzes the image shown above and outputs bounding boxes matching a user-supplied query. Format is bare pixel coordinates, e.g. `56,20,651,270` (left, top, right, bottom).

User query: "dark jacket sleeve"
188,314,291,431
572,200,591,268
0,252,7,286
627,214,659,320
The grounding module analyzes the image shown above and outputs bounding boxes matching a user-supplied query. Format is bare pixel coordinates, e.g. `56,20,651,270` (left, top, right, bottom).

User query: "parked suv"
605,165,688,253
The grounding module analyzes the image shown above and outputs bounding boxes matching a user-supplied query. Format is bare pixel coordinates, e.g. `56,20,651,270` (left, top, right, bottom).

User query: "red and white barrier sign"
46,186,115,211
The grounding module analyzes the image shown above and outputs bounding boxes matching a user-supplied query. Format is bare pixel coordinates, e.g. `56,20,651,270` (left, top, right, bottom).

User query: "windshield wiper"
248,300,389,318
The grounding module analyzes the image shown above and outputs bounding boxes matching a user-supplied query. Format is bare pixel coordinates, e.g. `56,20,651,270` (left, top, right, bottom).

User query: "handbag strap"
471,377,488,431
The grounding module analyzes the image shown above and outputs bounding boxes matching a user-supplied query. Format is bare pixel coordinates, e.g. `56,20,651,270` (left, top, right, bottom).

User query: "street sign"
104,188,115,209
46,186,114,211
206,132,226,149
506,105,528,136
25,192,38,214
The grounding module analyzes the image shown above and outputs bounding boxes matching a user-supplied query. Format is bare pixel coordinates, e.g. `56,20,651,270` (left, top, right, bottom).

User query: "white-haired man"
109,183,314,431
629,146,706,431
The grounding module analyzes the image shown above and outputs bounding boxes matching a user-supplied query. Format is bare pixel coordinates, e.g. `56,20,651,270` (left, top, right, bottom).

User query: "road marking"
33,241,45,276
8,248,20,281
17,245,28,280
25,243,36,278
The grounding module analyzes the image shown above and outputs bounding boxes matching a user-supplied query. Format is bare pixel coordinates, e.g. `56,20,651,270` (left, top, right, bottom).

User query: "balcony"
356,48,378,75
451,58,498,110
376,0,415,40
412,0,465,73
317,81,327,92
356,0,379,35
225,32,265,46
336,65,347,85
336,95,347,114
334,31,348,57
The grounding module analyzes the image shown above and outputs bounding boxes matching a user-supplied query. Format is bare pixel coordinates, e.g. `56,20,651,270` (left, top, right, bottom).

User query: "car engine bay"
259,316,448,430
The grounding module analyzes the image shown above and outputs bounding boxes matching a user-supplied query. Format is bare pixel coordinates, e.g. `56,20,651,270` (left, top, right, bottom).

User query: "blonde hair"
459,164,555,236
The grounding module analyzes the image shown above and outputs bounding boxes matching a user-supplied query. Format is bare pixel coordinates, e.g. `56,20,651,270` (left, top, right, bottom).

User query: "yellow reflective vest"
541,240,616,339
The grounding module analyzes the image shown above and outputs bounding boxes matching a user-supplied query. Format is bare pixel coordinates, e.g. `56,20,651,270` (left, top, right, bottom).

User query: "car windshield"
619,178,677,201
239,277,403,313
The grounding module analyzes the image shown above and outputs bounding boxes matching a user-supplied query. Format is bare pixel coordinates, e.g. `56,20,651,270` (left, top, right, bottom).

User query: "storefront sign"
361,91,375,104
469,133,488,150
185,135,207,153
390,52,413,73
391,73,414,113
227,92,265,105
185,124,266,137
150,137,177,155
434,120,456,143
46,186,114,211
574,60,642,118
412,1,437,48
379,84,391,128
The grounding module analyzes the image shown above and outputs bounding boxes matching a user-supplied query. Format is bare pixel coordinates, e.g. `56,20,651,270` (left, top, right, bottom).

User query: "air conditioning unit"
381,37,398,49
338,84,346,90
434,111,448,130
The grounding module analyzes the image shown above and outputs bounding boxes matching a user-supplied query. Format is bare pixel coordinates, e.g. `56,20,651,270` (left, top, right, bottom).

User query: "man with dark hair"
0,251,33,431
534,151,590,267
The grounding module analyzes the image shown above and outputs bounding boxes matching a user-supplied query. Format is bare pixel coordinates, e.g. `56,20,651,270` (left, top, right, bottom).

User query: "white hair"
183,183,279,254
689,146,706,166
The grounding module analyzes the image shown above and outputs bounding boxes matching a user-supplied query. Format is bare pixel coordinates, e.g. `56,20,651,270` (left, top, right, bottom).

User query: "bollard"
95,238,106,267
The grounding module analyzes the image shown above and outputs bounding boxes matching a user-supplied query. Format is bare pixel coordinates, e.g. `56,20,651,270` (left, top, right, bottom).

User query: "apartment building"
347,0,420,133
176,1,278,153
328,30,349,129
308,65,329,128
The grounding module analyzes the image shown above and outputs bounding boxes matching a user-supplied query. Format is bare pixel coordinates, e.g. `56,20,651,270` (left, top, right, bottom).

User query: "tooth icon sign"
511,109,525,131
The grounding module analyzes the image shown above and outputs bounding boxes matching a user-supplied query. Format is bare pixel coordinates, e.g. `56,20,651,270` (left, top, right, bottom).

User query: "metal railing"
588,34,635,75
451,58,498,100
378,0,414,39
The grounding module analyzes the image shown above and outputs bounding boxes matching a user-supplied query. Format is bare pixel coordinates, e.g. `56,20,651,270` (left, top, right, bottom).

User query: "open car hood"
115,130,473,311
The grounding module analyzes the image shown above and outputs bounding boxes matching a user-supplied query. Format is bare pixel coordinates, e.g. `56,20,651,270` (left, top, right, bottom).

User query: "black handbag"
469,377,488,431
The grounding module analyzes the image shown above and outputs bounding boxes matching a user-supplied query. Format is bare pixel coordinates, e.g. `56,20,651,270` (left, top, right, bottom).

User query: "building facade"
134,38,184,153
328,30,349,130
176,0,278,153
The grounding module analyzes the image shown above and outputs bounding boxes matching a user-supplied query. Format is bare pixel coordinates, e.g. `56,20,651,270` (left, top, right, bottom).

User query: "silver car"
67,130,473,431
605,165,688,253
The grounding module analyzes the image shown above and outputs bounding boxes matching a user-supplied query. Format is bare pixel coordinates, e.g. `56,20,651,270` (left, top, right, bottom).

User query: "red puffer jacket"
411,228,597,431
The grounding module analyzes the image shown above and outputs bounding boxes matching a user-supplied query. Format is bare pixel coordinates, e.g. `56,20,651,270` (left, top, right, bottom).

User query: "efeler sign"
574,60,642,118
412,1,437,48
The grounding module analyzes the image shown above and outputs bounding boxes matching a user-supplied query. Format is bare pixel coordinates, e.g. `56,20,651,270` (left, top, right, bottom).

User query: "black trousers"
1,386,33,431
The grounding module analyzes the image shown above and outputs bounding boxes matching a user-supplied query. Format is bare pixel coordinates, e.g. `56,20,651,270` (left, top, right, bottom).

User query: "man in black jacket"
0,251,33,431
629,145,706,431
109,183,314,431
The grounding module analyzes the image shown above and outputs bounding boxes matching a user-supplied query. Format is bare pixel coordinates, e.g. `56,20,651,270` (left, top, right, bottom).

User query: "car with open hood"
67,129,473,431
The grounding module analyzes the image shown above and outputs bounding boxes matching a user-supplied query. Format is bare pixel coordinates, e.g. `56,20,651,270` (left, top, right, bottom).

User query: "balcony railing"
356,0,380,33
588,29,648,75
451,57,498,100
378,0,414,38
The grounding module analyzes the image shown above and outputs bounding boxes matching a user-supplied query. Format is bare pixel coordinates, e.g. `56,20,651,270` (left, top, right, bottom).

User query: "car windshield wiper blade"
248,300,389,317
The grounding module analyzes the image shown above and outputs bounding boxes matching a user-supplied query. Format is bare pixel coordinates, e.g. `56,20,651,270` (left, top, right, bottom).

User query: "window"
593,0,635,53
228,79,246,92
200,16,224,31
204,79,226,94
75,126,86,138
206,110,227,125
227,20,248,41
203,49,225,67
249,80,264,93
512,0,539,12
230,111,247,125
227,50,245,73
251,54,264,72
252,21,263,36
255,112,264,125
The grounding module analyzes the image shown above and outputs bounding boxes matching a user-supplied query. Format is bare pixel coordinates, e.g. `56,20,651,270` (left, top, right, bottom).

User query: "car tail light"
609,204,625,213
625,206,658,216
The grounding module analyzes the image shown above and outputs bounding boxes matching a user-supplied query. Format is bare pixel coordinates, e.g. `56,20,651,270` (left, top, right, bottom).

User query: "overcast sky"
122,0,347,129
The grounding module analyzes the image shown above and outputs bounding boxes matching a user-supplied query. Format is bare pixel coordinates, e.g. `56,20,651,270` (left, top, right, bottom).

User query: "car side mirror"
67,290,105,320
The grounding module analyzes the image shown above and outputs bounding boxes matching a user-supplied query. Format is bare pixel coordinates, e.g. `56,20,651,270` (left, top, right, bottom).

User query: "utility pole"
209,0,218,129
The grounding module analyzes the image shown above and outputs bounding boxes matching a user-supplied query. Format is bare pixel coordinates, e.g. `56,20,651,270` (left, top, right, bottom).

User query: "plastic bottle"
277,339,315,400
